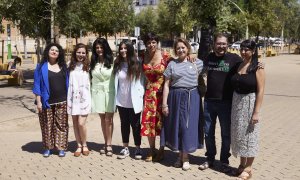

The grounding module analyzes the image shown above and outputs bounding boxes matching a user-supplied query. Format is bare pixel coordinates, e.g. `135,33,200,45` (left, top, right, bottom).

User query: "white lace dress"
67,63,91,115
231,91,259,157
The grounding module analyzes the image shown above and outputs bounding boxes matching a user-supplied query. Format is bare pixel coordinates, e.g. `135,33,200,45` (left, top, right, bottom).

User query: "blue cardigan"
32,62,69,109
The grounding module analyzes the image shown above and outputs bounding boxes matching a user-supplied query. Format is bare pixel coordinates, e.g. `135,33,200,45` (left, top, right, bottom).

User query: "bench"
0,64,21,85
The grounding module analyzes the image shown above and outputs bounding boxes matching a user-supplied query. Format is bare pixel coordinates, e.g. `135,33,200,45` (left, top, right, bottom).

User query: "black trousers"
117,106,141,146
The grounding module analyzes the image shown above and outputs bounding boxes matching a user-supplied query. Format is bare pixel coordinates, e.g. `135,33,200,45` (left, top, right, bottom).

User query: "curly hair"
113,41,141,80
142,32,159,44
69,43,90,72
90,38,113,79
40,43,66,70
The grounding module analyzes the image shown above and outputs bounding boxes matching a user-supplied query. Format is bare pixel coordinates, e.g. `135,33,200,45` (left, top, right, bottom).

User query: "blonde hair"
173,38,191,56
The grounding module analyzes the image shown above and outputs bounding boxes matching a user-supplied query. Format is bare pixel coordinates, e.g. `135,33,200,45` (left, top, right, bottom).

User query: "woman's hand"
37,102,42,113
251,112,259,124
162,106,169,116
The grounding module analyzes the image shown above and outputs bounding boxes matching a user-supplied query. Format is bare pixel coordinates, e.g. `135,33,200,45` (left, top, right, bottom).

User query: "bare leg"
147,136,156,149
182,152,189,162
240,157,247,167
244,157,255,170
78,115,88,147
104,113,114,147
72,115,82,147
99,114,107,146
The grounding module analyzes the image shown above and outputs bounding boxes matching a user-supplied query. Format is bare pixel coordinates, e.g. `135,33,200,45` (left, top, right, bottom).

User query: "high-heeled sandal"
74,147,82,157
82,145,90,156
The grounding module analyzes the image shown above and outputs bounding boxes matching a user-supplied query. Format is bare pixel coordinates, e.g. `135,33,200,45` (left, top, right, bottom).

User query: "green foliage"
82,0,134,37
156,0,176,39
135,6,158,37
0,0,51,40
57,0,87,39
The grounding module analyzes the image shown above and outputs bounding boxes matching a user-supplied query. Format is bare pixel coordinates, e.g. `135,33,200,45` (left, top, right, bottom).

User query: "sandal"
100,146,106,155
74,147,82,157
82,145,90,156
145,149,156,162
106,146,113,157
237,169,252,180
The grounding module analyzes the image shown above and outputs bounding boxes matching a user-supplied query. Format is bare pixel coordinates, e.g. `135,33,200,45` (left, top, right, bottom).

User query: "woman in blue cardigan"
33,43,69,157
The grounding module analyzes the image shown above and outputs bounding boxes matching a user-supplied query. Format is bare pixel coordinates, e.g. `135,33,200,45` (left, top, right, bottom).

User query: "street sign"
134,27,140,37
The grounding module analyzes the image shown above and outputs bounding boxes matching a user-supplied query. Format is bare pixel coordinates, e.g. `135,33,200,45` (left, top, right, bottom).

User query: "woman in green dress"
90,38,115,156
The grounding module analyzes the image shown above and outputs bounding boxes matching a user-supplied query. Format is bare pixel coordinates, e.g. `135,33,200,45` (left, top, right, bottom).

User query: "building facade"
134,0,160,14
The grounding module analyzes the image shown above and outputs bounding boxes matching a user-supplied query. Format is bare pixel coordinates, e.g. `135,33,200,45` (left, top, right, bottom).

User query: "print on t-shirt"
207,60,230,72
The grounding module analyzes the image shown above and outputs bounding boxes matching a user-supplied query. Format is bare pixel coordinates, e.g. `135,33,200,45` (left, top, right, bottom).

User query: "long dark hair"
90,38,113,78
69,43,90,72
113,41,141,80
40,43,66,70
240,40,258,73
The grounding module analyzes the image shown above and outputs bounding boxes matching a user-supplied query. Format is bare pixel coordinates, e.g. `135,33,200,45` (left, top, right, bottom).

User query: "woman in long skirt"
231,40,265,179
162,38,204,171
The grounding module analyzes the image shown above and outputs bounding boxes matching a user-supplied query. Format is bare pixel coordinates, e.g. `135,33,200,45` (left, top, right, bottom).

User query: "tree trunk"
198,27,213,61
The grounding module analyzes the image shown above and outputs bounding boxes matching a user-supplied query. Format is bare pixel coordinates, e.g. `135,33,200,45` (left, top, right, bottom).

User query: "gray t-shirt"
164,58,203,87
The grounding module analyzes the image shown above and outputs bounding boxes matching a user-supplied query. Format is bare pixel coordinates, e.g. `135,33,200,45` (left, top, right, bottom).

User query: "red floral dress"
141,57,168,137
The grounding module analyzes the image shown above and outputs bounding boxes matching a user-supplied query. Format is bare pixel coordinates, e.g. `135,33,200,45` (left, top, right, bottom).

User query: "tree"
156,0,178,39
135,7,158,37
82,0,135,37
57,0,88,43
0,0,52,41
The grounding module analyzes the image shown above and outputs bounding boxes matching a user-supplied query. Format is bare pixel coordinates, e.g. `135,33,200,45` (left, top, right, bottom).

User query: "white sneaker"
182,161,191,171
117,147,130,159
134,148,143,160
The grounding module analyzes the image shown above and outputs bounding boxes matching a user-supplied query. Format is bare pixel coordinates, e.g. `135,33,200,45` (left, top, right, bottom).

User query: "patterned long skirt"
38,102,69,150
231,92,259,157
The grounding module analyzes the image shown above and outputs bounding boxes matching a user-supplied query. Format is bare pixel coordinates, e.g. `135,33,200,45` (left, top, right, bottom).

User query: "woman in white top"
67,43,91,157
113,41,145,160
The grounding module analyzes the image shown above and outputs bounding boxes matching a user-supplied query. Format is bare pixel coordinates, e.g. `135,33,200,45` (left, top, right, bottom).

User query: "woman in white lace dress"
67,43,91,157
231,40,265,180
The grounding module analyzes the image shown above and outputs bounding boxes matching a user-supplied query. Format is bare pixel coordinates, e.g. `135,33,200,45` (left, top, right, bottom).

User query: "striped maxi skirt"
38,102,69,150
160,87,204,153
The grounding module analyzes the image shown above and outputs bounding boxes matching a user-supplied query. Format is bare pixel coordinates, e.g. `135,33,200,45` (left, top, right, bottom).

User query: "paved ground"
0,54,300,180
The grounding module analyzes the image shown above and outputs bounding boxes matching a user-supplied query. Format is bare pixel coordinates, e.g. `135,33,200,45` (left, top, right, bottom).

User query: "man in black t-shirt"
199,34,242,173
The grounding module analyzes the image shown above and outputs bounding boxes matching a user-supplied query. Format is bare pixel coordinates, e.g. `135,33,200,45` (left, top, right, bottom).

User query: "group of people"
33,33,265,179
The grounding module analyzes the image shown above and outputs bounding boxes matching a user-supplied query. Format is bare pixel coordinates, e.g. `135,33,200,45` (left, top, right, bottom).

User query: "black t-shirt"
48,70,67,104
204,52,242,101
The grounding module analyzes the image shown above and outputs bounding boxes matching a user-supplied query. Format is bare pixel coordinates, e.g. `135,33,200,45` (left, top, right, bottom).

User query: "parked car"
189,42,199,54
231,41,241,49
273,41,286,47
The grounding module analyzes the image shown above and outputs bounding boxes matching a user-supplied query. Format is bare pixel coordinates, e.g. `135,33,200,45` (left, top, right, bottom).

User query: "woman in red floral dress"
140,33,169,162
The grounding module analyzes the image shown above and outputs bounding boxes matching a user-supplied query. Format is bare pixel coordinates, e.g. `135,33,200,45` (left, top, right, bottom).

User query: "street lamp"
226,0,249,39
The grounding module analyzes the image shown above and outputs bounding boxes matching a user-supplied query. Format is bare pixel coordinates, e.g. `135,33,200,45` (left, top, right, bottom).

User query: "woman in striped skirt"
161,38,204,170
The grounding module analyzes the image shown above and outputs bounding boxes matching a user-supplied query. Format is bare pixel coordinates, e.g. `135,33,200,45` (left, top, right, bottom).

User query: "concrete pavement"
0,54,300,179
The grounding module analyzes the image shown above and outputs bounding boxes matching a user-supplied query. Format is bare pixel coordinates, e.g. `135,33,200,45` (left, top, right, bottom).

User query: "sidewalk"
0,55,300,179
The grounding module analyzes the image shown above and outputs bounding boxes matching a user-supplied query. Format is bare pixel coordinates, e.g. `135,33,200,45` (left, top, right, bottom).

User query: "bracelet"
162,104,168,108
